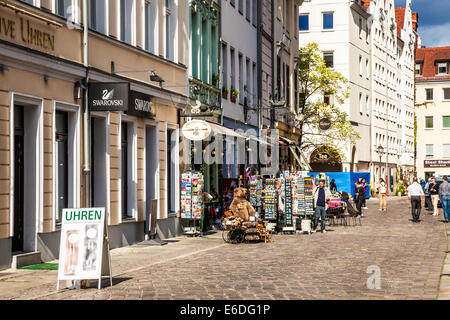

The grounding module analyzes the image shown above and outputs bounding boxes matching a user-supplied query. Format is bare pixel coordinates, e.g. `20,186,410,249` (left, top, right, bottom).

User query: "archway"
309,146,343,172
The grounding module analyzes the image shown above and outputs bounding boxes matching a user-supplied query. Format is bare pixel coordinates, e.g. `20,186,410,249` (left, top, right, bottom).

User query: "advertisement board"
127,90,156,118
57,208,112,290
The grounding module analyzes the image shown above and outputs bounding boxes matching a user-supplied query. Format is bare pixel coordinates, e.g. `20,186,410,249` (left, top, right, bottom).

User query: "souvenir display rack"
279,173,295,232
304,177,315,217
181,171,204,236
263,178,277,221
249,176,263,214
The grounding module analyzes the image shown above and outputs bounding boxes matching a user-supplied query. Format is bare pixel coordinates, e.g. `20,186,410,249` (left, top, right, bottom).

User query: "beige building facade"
0,0,189,270
415,47,450,179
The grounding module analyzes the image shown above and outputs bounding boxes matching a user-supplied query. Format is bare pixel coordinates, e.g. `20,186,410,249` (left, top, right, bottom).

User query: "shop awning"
207,122,246,139
279,137,302,167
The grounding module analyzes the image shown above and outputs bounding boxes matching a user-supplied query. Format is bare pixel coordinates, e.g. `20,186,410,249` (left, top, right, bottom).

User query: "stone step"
11,252,42,269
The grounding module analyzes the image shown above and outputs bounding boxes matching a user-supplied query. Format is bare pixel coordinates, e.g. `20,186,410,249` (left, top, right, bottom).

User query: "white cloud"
419,22,450,48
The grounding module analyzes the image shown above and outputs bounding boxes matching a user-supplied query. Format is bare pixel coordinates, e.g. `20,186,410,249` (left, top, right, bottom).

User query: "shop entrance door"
12,106,24,253
91,117,108,208
121,122,128,219
55,111,68,223
145,125,158,230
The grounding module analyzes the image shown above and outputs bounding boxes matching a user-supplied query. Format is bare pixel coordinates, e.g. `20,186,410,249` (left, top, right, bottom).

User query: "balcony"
189,77,220,107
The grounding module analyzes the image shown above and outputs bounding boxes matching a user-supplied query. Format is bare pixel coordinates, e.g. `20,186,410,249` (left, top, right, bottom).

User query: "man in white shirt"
407,177,425,223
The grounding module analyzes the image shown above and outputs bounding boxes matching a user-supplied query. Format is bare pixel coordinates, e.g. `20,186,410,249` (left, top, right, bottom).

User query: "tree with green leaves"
294,42,360,163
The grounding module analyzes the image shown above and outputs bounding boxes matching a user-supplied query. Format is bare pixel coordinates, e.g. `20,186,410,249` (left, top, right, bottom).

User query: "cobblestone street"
0,197,447,300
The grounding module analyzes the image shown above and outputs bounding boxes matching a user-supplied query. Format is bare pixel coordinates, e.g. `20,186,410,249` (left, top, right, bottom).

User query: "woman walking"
377,178,387,212
360,178,368,209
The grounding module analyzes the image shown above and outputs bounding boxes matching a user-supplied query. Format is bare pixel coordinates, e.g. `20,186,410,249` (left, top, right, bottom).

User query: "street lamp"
377,145,384,181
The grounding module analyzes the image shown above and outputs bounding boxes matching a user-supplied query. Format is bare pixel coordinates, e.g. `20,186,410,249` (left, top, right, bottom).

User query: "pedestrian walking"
439,176,450,223
420,178,426,191
377,178,387,211
330,179,338,194
360,178,368,210
429,178,440,216
407,177,425,223
424,178,433,211
354,181,365,218
313,180,332,233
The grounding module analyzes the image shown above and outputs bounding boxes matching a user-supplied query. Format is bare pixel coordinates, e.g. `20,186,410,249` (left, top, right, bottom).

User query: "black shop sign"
88,82,130,111
127,90,155,119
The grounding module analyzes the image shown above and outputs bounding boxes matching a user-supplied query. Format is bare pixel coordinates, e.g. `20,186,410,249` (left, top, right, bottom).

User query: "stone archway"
309,146,343,172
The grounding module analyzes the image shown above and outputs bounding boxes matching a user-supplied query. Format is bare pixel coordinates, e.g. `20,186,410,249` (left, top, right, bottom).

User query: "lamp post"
377,145,384,182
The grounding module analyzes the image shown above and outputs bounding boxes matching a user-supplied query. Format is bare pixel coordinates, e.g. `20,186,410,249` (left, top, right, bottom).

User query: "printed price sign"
57,208,112,290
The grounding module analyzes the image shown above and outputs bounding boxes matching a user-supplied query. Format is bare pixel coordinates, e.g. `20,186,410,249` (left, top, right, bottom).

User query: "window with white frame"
425,144,434,157
239,53,243,104
443,144,450,157
359,18,362,39
120,119,137,220
120,0,134,45
426,88,434,101
222,43,228,87
56,0,72,19
366,59,369,79
437,62,448,75
252,0,257,26
444,116,450,129
165,0,177,61
145,0,158,54
20,0,34,5
359,93,363,113
366,95,369,115
359,55,363,76
90,0,107,34
443,88,450,101
322,12,333,30
230,47,235,91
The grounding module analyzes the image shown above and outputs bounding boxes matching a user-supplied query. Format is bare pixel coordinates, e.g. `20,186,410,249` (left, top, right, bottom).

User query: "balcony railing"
189,77,220,107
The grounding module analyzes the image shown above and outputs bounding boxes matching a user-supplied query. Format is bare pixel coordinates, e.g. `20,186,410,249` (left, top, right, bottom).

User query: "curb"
438,224,450,300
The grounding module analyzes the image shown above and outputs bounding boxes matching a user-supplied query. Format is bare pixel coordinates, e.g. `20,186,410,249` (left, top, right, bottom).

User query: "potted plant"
231,89,239,103
212,74,220,87
395,182,406,197
222,85,229,99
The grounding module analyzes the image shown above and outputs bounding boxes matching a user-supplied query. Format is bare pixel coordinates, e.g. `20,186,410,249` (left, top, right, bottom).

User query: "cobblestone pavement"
1,197,448,300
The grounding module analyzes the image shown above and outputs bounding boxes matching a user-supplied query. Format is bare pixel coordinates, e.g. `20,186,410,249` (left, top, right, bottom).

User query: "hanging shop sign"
127,90,155,119
56,207,112,290
182,120,212,141
424,160,450,168
319,118,332,131
88,82,130,111
315,152,331,162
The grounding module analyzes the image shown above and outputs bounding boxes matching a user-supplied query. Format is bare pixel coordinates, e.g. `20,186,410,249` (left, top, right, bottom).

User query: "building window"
426,88,434,101
444,116,450,129
230,47,235,91
222,43,228,87
366,95,369,115
359,93,363,113
322,12,333,30
323,52,333,68
437,62,448,75
425,144,434,157
120,120,137,220
324,92,331,105
145,0,158,54
299,14,309,31
89,0,106,34
120,0,134,45
165,0,177,62
166,128,177,214
359,55,363,76
359,18,362,39
366,59,369,79
239,0,243,14
415,63,422,76
443,144,450,157
252,0,257,26
238,53,243,104
443,88,450,100
246,0,251,20
56,0,72,18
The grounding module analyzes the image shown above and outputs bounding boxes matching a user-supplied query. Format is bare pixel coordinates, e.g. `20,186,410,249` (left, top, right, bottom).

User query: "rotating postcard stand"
249,176,263,218
57,208,112,290
263,177,277,233
181,171,204,236
280,172,295,234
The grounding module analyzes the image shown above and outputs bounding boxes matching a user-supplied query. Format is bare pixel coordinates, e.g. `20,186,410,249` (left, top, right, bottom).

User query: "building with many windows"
415,46,450,179
298,0,417,191
0,0,189,270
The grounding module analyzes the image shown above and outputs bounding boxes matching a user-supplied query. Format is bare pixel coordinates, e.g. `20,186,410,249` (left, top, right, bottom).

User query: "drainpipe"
257,0,262,130
82,0,91,207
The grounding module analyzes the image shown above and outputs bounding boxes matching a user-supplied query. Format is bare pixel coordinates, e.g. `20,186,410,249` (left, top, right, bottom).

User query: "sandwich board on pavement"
56,207,112,290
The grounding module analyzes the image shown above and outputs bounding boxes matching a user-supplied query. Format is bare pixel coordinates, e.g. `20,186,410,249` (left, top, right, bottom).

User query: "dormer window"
437,62,449,75
415,63,423,76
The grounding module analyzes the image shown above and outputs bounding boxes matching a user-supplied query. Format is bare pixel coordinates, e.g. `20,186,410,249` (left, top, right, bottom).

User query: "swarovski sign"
127,90,155,119
88,82,129,111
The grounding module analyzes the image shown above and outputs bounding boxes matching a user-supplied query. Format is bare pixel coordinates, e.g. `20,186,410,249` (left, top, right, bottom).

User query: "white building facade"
298,0,417,191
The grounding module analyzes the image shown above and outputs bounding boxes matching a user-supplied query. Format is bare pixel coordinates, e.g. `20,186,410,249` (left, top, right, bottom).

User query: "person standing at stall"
313,180,332,233
359,178,368,210
407,177,425,223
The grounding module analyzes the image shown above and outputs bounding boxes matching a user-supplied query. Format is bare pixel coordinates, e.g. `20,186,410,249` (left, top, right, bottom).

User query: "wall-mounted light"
44,75,52,82
74,81,82,100
0,65,10,72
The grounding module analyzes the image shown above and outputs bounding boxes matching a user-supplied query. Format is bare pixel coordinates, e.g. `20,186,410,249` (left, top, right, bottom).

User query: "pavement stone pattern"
0,197,447,300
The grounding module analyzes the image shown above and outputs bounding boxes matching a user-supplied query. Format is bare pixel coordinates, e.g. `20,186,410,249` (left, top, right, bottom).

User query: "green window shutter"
443,116,450,128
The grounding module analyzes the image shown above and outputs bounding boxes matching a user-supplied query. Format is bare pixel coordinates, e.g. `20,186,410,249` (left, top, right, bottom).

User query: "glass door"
12,106,24,252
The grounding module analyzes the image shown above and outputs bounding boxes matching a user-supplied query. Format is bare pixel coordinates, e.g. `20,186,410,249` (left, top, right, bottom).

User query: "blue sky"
395,0,450,47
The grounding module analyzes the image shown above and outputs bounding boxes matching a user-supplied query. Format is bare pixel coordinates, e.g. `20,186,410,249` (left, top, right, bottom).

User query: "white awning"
207,122,246,139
